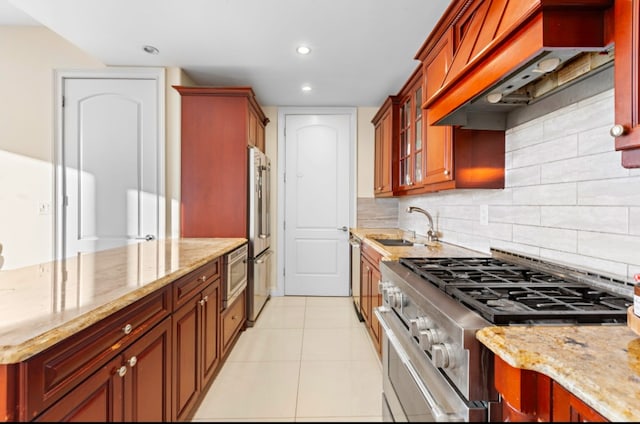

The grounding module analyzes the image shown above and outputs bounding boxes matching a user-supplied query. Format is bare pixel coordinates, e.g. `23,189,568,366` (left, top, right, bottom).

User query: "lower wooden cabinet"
359,242,382,356
2,253,248,422
172,278,221,421
494,355,607,422
34,318,172,422
221,290,246,358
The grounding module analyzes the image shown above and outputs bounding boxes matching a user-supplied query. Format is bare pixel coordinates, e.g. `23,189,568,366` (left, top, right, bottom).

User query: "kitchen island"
0,237,246,421
477,325,640,422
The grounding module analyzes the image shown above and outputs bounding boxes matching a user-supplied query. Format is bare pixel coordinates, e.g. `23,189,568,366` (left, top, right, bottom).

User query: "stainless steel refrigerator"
247,146,273,326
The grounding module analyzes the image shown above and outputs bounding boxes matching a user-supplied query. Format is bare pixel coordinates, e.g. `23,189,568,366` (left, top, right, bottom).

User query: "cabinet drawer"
221,290,246,356
173,258,221,310
24,287,171,420
361,242,382,265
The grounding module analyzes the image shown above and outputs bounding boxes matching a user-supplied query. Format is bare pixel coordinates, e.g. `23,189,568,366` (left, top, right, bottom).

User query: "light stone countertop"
477,325,640,422
0,238,246,364
350,227,487,260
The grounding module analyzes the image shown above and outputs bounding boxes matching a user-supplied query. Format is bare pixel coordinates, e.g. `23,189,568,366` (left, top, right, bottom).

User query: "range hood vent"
418,0,614,131
440,48,614,130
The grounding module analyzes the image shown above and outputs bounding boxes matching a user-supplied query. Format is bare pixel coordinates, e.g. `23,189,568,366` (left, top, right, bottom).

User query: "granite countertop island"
0,238,246,364
477,325,640,422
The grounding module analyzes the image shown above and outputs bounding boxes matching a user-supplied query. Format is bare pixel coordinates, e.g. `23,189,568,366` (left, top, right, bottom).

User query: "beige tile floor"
192,296,383,422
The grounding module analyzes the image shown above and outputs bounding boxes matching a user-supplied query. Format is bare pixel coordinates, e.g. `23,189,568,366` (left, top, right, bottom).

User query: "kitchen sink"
373,238,414,247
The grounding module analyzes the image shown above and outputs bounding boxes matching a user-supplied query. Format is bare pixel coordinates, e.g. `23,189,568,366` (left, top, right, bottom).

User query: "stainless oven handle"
374,307,463,423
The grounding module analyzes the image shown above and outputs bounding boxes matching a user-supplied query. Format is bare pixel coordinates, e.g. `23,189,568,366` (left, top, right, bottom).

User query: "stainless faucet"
406,206,438,242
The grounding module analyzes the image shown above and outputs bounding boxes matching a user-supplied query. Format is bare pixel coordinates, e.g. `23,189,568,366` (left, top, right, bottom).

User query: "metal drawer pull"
200,275,207,282
374,307,462,422
128,356,137,367
117,365,127,378
123,324,133,335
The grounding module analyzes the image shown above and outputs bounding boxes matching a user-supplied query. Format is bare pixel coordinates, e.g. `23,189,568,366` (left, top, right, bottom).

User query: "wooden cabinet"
3,255,235,423
552,381,607,422
221,289,246,358
612,0,640,167
359,242,382,356
396,68,426,194
416,0,612,127
173,86,269,238
371,96,399,197
494,355,607,422
172,261,222,421
34,318,172,422
23,288,172,421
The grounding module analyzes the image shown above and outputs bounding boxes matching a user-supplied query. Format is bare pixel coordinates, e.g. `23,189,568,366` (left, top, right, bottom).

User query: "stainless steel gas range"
375,248,632,422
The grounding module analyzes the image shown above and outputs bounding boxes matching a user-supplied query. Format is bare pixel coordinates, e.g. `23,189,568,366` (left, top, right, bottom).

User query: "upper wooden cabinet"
371,96,399,197
416,0,613,128
174,86,269,238
612,0,640,167
397,68,426,192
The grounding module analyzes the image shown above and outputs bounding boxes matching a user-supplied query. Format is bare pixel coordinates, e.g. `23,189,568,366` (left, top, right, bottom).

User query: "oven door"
374,307,486,422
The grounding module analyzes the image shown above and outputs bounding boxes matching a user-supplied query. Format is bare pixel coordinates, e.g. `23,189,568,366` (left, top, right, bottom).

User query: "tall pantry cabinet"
173,86,269,238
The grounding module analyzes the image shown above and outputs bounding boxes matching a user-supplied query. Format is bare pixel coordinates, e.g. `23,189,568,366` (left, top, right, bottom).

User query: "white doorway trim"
274,106,357,297
53,67,166,262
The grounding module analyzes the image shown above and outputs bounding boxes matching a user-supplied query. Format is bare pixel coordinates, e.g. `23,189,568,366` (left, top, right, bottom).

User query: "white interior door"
284,114,351,296
57,71,164,259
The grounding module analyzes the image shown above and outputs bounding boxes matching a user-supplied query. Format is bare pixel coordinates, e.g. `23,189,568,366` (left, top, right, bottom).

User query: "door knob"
337,226,348,232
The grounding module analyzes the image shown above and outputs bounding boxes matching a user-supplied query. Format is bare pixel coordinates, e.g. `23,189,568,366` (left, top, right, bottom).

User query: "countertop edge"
476,326,638,422
0,238,247,364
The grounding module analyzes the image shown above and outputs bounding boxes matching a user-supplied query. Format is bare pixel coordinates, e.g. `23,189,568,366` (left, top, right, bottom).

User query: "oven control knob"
431,343,456,369
410,317,434,337
378,281,393,295
418,328,443,351
388,288,406,308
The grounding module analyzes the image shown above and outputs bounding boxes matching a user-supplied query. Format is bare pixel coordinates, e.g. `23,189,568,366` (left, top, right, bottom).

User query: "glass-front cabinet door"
397,71,424,192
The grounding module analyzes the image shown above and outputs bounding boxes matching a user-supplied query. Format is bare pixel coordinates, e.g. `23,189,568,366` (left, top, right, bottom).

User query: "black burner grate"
399,257,631,324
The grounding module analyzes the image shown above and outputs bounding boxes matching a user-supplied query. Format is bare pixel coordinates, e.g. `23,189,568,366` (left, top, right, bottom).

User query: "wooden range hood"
417,0,614,130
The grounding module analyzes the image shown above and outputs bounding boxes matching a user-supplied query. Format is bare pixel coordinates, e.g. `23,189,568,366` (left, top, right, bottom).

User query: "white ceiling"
3,0,452,107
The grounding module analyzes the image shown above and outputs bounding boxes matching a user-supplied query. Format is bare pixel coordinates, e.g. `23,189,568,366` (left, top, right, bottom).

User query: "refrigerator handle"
259,163,271,239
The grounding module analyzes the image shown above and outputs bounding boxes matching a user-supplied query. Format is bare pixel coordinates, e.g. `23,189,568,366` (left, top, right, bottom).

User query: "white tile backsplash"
395,88,640,284
540,206,628,233
512,183,577,205
505,165,541,187
540,150,629,184
511,134,577,168
512,224,578,252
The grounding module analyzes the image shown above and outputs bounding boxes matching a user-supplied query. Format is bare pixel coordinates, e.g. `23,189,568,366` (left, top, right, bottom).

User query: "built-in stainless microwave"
224,244,248,308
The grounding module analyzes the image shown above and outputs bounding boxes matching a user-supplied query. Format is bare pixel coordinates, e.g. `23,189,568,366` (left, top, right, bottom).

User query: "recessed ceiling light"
142,45,159,55
296,46,311,55
301,85,312,92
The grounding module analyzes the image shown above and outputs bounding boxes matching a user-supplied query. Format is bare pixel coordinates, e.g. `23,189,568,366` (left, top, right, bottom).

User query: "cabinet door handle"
117,365,127,378
200,275,207,282
444,169,450,176
122,324,133,335
203,295,209,303
199,299,205,306
128,356,137,368
610,124,627,137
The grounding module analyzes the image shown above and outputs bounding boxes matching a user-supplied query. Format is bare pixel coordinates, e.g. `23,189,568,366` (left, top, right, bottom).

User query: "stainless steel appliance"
350,234,363,321
375,248,632,422
247,146,272,326
223,244,248,308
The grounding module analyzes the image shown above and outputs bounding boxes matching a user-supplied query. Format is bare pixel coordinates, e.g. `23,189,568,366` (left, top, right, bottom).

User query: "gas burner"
399,256,632,325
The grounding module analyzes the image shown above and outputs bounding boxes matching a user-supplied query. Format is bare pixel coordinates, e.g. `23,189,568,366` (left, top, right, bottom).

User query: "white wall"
357,107,377,198
398,89,640,284
0,26,104,270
